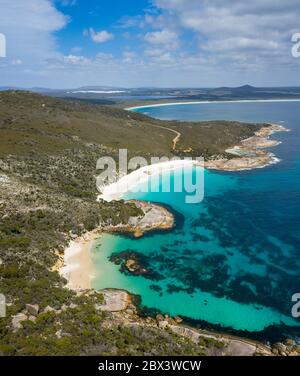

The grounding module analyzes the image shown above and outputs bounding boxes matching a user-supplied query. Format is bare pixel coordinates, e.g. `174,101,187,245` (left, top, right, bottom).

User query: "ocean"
92,100,300,341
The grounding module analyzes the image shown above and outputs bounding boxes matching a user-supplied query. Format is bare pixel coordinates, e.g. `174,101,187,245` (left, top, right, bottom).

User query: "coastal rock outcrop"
11,313,28,331
205,123,287,171
96,289,131,312
109,251,163,280
25,304,39,316
105,200,174,238
271,340,300,356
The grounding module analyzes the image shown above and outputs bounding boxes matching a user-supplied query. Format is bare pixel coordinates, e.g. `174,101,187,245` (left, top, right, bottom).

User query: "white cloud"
122,51,137,63
63,54,91,65
204,38,280,53
117,15,145,29
143,28,179,61
96,52,114,60
153,0,300,67
144,48,164,57
84,28,114,43
150,52,173,63
0,0,67,63
144,29,178,48
1,0,300,88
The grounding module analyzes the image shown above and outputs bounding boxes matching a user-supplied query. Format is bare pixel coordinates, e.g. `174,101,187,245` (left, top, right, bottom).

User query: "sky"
0,0,300,88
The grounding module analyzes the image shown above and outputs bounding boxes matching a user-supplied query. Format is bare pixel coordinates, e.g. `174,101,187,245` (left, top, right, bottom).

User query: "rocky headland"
103,200,174,238
205,124,287,171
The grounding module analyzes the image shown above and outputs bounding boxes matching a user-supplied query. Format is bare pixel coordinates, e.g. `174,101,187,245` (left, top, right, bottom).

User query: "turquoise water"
93,101,300,340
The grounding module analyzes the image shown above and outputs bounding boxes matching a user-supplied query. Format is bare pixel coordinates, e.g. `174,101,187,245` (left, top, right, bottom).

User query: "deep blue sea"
93,101,300,341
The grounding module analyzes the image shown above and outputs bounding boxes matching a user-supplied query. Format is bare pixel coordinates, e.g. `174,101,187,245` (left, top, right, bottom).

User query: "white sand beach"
60,231,99,290
126,99,300,111
97,158,197,202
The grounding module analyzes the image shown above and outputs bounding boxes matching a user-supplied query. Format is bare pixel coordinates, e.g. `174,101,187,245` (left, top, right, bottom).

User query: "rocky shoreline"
60,200,175,289
83,288,300,356
205,123,287,171
103,200,174,238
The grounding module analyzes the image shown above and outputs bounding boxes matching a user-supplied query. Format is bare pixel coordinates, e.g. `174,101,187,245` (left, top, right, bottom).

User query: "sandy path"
149,123,181,151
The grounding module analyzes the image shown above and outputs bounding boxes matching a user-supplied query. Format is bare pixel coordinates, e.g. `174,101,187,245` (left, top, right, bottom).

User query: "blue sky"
55,0,151,58
0,0,300,88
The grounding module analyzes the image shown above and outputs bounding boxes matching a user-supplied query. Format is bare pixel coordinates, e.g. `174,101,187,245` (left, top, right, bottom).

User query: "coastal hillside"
0,91,271,355
0,91,263,161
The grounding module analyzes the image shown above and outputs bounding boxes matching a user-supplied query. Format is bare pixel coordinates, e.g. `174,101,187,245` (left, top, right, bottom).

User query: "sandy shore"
60,231,100,290
126,99,300,111
97,158,197,202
